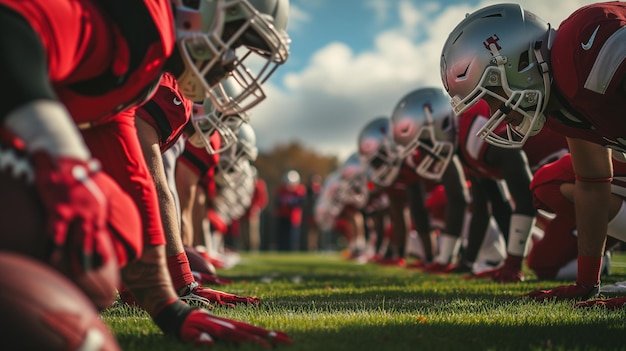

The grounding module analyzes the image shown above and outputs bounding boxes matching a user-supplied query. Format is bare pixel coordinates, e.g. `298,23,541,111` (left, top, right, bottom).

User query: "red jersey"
0,0,175,123
178,137,221,181
135,72,193,152
274,183,307,226
242,178,268,219
546,2,626,151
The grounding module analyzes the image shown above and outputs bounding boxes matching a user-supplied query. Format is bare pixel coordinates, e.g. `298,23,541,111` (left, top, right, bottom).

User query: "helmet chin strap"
533,40,552,114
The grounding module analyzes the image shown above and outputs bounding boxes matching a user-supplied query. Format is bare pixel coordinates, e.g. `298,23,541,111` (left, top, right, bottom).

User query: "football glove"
525,284,600,301
180,309,292,347
192,271,233,285
181,282,260,308
32,152,115,274
575,296,626,309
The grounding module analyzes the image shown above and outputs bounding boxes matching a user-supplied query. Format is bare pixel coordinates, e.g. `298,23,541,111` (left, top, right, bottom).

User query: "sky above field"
249,0,600,162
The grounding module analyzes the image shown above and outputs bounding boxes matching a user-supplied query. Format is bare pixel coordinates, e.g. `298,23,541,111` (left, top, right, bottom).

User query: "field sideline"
104,252,626,351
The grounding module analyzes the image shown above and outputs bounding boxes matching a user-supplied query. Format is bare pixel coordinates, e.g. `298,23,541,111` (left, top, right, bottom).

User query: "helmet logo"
482,34,501,52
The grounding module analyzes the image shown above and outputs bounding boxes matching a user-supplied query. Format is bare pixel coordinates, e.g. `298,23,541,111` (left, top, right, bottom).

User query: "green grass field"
103,252,626,351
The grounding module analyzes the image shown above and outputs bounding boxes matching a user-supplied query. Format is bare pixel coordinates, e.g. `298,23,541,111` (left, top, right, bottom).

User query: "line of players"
315,0,626,310
0,0,293,349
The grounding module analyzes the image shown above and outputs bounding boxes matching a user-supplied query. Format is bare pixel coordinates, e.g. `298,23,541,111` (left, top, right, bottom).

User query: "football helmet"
190,89,248,155
214,121,258,188
390,87,456,180
440,3,554,148
336,152,369,209
357,117,402,187
314,171,343,231
173,0,291,112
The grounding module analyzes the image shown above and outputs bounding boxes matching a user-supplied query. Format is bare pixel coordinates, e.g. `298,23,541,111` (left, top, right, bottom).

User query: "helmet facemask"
175,0,290,113
413,106,455,180
441,3,552,148
451,45,549,148
359,137,402,188
190,101,247,154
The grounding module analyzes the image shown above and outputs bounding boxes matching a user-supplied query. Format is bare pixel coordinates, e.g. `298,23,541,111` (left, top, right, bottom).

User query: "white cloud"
286,3,311,32
251,0,602,162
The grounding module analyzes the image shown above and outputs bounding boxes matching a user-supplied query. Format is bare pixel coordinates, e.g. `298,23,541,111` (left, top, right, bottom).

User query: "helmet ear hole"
518,50,530,71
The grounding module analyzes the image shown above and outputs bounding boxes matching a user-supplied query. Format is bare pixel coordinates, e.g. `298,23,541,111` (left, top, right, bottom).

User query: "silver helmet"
214,121,257,188
174,0,291,112
336,152,369,209
190,84,249,155
357,116,402,187
440,3,553,148
390,87,456,180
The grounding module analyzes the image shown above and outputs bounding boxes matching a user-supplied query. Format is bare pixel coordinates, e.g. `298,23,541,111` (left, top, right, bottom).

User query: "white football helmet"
440,3,553,148
214,121,258,188
314,171,343,231
173,0,291,112
390,87,456,180
190,93,247,154
357,117,402,187
336,152,369,209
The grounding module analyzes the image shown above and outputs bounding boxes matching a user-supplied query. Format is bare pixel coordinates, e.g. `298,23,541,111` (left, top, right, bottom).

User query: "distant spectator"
275,170,307,251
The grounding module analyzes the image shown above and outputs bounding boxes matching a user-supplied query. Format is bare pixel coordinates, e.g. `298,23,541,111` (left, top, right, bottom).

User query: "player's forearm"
575,181,610,257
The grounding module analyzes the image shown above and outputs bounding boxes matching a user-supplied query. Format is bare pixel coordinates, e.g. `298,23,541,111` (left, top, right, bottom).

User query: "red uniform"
135,72,193,153
545,2,626,151
528,153,626,278
0,0,175,265
458,100,568,179
0,0,174,124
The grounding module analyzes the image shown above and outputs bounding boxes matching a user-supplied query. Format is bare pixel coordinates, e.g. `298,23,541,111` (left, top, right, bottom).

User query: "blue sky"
250,0,600,162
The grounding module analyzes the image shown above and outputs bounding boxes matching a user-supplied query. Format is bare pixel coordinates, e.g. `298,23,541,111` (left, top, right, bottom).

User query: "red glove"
155,300,292,347
180,309,292,347
183,283,260,308
525,284,600,301
576,296,626,309
465,255,524,282
192,271,234,285
32,152,114,274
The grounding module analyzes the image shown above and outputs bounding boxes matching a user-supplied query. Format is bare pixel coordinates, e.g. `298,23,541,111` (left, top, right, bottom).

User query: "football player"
359,115,469,267
390,88,472,272
527,153,625,282
441,2,626,301
453,99,568,282
0,0,291,346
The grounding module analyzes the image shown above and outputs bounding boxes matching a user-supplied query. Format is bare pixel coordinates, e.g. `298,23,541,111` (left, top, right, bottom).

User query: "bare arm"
567,137,612,258
176,159,200,247
135,117,184,255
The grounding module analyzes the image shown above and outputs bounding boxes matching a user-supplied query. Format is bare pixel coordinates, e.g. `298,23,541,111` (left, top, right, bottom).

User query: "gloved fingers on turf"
194,286,260,307
208,314,293,346
192,271,234,285
180,309,270,347
524,284,599,301
575,296,626,309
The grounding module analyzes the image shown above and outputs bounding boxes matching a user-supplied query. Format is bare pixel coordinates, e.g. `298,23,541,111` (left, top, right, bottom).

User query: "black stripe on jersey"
142,100,173,145
182,148,209,176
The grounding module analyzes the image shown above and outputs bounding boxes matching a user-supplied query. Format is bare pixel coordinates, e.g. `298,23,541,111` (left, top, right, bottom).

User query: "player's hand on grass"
187,284,260,307
180,309,292,347
525,284,599,301
575,296,626,309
